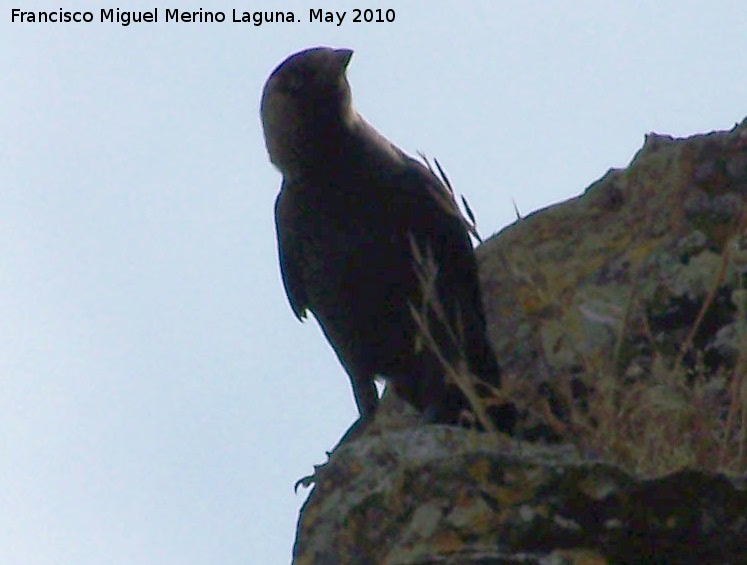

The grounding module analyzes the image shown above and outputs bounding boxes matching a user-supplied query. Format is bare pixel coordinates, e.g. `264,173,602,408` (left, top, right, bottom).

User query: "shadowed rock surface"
294,426,747,564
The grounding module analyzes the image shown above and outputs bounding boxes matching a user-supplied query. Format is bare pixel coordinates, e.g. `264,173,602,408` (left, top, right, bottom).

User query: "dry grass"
408,234,506,434
561,209,747,477
408,197,747,478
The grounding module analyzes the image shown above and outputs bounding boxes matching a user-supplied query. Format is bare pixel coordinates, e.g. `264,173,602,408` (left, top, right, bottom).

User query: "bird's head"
261,47,356,175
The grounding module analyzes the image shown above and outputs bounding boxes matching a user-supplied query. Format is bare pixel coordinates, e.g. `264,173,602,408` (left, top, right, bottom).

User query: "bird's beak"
334,48,354,72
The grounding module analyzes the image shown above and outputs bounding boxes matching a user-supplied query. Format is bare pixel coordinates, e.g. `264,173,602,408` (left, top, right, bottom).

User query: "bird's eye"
285,72,304,93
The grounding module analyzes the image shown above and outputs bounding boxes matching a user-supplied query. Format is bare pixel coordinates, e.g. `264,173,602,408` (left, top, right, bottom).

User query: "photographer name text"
10,7,396,26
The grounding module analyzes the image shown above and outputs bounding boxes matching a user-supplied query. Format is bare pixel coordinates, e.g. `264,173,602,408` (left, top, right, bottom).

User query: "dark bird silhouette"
261,47,511,430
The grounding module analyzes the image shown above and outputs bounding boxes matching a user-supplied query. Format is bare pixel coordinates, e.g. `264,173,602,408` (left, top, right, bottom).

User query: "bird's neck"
348,115,407,170
277,107,407,183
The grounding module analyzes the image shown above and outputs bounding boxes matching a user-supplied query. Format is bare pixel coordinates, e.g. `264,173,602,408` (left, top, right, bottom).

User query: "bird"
261,46,513,432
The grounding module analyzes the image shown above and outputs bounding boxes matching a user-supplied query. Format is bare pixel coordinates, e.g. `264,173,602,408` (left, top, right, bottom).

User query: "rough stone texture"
294,426,747,564
292,119,747,563
480,118,747,393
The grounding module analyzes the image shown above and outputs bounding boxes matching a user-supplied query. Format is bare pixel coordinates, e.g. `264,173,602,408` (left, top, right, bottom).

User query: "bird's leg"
293,407,376,492
351,374,379,418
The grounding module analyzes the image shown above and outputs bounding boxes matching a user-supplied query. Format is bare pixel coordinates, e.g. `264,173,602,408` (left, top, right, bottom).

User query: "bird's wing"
396,155,491,349
274,184,309,321
400,156,476,252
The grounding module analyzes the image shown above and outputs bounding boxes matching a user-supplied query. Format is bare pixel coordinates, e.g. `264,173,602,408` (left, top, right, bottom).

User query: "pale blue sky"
2,1,746,563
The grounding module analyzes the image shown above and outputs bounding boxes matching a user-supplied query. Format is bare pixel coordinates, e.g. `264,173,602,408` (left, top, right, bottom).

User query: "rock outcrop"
292,119,747,564
294,425,746,564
